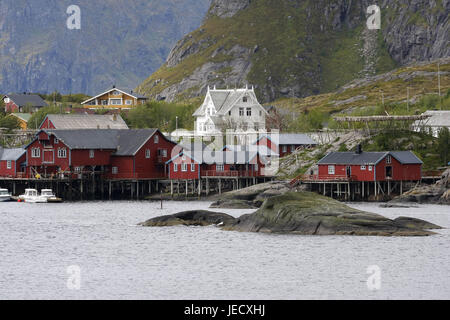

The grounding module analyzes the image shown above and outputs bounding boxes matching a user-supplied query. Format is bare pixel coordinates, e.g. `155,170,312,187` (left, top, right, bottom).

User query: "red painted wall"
4,101,19,113
0,153,26,177
168,154,199,180
39,117,56,129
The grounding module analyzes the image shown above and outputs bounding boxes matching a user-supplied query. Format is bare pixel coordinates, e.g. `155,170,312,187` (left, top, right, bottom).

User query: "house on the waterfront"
2,93,48,113
39,114,129,130
0,147,26,178
412,110,450,137
166,149,266,180
25,129,175,179
315,147,423,182
193,86,268,135
81,86,148,109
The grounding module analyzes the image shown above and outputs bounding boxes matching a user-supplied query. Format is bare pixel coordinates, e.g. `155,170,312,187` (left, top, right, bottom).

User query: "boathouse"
0,148,26,178
39,114,129,130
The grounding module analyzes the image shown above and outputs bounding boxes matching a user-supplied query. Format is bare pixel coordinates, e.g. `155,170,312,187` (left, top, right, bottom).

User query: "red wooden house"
25,129,176,179
0,148,26,178
166,149,266,180
316,148,423,182
2,93,48,113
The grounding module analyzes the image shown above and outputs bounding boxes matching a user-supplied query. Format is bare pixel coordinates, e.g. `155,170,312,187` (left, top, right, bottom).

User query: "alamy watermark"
67,265,81,290
366,265,381,291
366,5,381,30
66,5,81,30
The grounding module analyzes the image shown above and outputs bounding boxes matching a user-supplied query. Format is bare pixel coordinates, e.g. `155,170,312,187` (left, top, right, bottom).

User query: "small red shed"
0,148,27,178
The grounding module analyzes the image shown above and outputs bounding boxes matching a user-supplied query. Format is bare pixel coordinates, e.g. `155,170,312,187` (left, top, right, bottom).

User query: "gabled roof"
4,94,48,107
81,87,148,105
42,114,129,129
10,113,32,122
0,148,26,161
29,129,169,156
317,151,423,165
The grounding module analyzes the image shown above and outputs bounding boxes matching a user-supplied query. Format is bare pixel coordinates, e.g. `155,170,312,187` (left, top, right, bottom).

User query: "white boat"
0,188,11,202
19,189,47,203
40,189,62,203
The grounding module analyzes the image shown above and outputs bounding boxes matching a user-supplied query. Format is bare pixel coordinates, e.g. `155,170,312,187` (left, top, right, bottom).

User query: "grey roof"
318,151,422,165
169,150,259,165
278,134,318,145
5,94,48,107
0,148,26,161
224,144,279,156
38,129,160,156
179,141,212,152
44,114,129,129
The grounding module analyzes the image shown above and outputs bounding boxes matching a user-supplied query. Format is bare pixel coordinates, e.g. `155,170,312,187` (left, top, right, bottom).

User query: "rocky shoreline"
140,188,442,237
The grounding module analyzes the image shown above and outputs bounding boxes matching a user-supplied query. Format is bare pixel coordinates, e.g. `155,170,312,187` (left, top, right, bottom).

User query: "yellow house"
81,87,148,109
9,113,32,130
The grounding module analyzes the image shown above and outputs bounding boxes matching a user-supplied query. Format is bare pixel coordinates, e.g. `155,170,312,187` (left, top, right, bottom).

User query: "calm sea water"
0,200,449,300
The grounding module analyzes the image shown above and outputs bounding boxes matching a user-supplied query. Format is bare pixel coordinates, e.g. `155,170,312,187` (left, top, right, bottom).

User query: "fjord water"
1,201,449,300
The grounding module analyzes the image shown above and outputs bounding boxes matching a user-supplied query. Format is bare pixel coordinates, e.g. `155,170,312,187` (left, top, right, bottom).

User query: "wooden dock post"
218,178,222,195
109,181,112,200
170,180,174,196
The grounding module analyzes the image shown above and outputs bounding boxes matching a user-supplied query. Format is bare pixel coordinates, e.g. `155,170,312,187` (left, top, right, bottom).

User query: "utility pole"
438,62,442,109
407,87,410,113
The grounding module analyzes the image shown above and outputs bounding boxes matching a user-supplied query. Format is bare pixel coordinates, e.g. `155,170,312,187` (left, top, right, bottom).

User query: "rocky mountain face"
0,0,211,95
137,0,450,103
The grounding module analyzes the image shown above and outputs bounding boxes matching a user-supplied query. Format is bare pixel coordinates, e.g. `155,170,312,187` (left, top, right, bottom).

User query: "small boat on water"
0,188,12,202
18,189,47,203
39,189,63,203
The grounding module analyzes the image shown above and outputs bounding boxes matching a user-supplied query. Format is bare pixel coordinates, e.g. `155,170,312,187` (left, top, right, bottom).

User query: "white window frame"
89,149,95,159
217,164,224,172
369,165,373,171
112,167,118,174
109,98,122,105
239,108,244,117
74,167,81,173
6,160,12,169
125,100,133,105
58,148,67,158
31,148,41,158
181,163,188,172
328,165,335,175
158,149,167,157
145,149,151,159
54,138,59,144
246,107,252,117
282,145,287,153
361,165,366,170
191,163,196,172
174,164,178,172
386,155,392,164
4,97,10,103
154,135,159,144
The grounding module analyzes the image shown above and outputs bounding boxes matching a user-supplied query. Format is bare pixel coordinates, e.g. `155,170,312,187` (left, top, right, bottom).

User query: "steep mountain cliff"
137,0,450,103
0,0,211,95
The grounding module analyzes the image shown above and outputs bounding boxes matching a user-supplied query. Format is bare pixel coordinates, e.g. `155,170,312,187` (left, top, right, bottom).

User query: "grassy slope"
138,0,397,101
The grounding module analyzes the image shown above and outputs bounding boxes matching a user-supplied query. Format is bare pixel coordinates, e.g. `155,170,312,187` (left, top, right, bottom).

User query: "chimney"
355,144,362,154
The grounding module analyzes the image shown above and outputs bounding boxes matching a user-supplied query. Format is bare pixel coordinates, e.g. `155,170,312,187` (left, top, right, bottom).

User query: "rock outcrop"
141,191,442,236
390,169,450,204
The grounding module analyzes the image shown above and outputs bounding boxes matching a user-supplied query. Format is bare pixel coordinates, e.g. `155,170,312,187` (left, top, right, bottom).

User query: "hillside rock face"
0,0,211,95
138,0,450,102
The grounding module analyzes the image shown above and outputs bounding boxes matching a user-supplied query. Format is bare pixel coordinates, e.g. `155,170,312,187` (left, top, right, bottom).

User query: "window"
191,164,196,172
181,163,188,172
74,167,81,173
125,100,132,105
386,155,392,164
102,100,108,105
31,148,40,158
174,164,178,172
145,149,151,159
291,145,295,152
246,108,252,117
228,111,231,116
259,111,262,116
58,148,67,158
328,165,335,175
4,97,10,103
217,164,224,172
110,99,122,105
282,145,287,153
361,165,366,170
243,96,248,103
112,167,118,174
7,160,12,169
112,90,120,95
89,150,95,158
254,163,258,171
239,108,244,117
54,138,59,144
154,135,159,144
369,166,373,171
158,149,167,157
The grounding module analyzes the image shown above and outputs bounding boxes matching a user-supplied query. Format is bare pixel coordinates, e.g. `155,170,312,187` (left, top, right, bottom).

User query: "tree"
436,127,449,165
28,106,60,129
0,115,21,132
